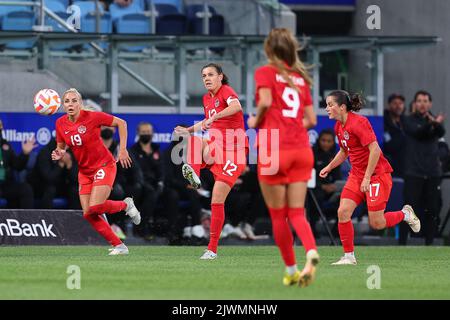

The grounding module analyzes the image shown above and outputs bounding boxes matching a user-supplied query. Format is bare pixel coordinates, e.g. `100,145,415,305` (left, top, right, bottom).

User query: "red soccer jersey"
335,112,393,179
254,64,313,150
203,84,247,151
56,109,116,174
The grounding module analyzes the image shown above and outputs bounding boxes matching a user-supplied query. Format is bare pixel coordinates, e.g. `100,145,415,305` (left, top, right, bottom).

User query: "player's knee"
369,219,385,230
337,207,352,222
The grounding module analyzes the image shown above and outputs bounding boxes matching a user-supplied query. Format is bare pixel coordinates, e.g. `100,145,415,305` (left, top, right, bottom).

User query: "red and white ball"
33,89,61,115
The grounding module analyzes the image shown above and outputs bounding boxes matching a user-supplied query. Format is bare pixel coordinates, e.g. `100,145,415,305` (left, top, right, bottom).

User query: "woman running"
247,28,319,287
52,88,141,255
321,90,420,265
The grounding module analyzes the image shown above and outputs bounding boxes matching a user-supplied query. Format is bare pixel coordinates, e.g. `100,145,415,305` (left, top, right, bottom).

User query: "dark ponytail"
201,63,229,85
328,90,365,112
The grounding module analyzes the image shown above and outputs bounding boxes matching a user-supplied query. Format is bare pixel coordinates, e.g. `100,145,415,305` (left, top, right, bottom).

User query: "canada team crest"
343,131,349,140
214,99,220,108
78,125,87,134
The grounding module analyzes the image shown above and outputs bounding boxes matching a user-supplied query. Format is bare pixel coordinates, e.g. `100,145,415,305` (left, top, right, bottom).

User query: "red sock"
269,207,296,266
207,203,225,253
89,200,127,216
187,136,202,176
84,214,122,246
338,221,354,253
287,207,317,253
384,210,405,228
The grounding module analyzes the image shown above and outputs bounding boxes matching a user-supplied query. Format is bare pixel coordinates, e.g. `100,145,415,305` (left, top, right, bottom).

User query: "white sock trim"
286,265,298,276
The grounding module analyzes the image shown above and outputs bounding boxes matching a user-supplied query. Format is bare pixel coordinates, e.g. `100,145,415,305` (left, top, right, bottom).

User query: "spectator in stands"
0,119,36,208
401,90,446,245
383,93,407,178
101,126,144,238
29,137,80,209
130,122,183,244
308,129,342,237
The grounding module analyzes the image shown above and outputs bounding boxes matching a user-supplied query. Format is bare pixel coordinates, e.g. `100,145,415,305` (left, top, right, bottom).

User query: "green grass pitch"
0,246,449,299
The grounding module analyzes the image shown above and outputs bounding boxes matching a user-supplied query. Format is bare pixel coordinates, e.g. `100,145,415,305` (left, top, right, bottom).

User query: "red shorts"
78,163,117,195
341,172,392,211
202,141,247,188
257,147,314,185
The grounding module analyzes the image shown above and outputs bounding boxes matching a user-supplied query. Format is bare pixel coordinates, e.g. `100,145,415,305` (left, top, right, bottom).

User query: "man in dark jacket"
129,122,181,243
30,137,79,209
0,119,36,208
401,90,446,245
383,93,407,178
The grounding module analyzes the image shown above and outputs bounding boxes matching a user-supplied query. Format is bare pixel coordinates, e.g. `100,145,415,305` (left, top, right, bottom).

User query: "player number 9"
282,87,300,118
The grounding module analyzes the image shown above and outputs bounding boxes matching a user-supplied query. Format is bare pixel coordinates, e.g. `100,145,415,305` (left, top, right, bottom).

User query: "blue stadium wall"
0,112,383,153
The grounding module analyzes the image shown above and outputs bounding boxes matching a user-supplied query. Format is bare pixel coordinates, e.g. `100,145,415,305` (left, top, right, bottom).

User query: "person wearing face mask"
0,119,37,209
101,126,144,239
401,90,446,245
130,122,183,243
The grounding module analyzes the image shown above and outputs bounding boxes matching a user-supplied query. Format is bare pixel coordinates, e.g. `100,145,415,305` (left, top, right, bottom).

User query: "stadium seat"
0,198,7,208
45,11,71,32
0,3,32,19
52,197,68,209
48,0,70,9
72,1,105,17
44,0,66,13
155,4,187,35
109,1,143,22
185,4,224,35
146,0,182,12
81,12,113,33
1,11,36,49
115,13,151,51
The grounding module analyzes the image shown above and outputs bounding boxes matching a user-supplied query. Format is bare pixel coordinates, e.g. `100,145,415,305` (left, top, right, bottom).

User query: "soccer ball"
33,88,61,115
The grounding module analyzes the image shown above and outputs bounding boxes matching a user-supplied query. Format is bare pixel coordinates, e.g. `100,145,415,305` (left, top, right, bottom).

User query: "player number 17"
369,183,380,198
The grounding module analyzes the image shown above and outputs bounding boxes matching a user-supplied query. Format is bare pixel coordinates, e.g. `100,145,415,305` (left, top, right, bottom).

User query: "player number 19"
70,134,82,146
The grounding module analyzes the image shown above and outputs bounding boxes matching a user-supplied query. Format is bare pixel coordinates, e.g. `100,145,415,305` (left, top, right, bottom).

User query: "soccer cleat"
199,249,217,260
402,205,421,233
331,255,357,265
124,197,141,225
182,164,201,189
108,244,129,256
283,271,301,286
298,249,320,288
242,222,257,240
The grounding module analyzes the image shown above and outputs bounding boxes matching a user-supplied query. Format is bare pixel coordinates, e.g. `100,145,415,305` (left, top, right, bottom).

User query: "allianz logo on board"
2,128,56,145
0,219,57,237
134,133,173,143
